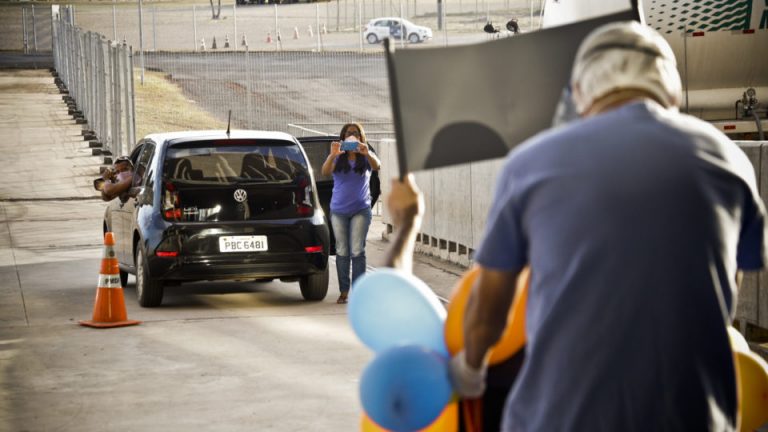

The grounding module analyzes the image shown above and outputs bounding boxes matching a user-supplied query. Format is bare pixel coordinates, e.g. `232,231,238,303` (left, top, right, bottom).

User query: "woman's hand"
357,143,369,156
330,141,344,157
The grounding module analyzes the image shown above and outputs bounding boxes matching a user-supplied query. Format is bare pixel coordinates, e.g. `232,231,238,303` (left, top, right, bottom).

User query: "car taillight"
305,246,323,253
163,182,181,221
296,181,314,217
155,235,180,257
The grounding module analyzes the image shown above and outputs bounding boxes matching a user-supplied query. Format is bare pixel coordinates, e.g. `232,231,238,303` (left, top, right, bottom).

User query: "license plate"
219,236,268,253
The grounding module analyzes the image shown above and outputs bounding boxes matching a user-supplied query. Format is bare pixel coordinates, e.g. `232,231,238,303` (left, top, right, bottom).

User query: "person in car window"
99,156,134,202
321,122,382,304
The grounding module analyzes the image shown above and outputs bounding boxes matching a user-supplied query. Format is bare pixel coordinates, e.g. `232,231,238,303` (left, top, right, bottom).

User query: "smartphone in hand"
340,141,359,152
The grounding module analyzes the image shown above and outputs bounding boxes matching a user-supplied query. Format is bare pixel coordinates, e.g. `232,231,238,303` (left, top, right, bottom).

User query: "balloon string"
461,399,483,432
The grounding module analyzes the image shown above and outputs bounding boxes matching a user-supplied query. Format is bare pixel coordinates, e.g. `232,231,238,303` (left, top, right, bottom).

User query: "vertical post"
152,6,157,52
22,8,28,54
193,5,198,51
476,0,479,29
399,1,404,48
274,4,279,52
316,3,322,51
123,42,135,150
336,0,340,32
112,43,121,157
32,4,38,52
344,0,348,29
245,46,252,129
129,45,136,147
437,0,443,30
443,0,448,46
358,0,363,52
530,0,533,31
138,0,145,84
113,1,117,41
233,4,237,51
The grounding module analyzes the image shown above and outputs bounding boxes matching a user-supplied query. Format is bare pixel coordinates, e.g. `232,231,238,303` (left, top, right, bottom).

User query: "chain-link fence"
141,49,391,133
59,0,541,52
11,1,541,143
0,4,53,53
53,8,136,158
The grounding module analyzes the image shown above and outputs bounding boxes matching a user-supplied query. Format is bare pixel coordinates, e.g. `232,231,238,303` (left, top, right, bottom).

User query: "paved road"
0,67,463,431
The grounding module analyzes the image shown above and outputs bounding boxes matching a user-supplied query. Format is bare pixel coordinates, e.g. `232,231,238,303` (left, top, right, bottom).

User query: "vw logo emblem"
233,189,248,203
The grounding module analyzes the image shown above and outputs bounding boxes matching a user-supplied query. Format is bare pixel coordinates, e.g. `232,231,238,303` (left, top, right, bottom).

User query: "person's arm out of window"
101,173,133,201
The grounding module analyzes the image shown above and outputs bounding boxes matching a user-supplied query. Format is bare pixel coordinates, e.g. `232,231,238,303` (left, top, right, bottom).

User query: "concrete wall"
377,139,768,330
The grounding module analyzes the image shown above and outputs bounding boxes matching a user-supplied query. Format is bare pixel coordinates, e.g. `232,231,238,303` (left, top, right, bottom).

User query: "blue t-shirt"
330,156,371,216
476,101,767,431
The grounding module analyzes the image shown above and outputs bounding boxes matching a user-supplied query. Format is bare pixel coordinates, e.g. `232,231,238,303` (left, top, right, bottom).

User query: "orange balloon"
444,266,529,365
360,400,458,432
734,349,768,432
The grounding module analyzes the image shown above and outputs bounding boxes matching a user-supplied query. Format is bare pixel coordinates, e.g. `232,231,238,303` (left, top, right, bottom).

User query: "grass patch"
134,70,226,140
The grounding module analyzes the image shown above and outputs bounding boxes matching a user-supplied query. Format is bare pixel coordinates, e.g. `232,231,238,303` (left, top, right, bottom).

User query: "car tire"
119,269,129,287
408,33,420,43
366,33,379,44
136,246,164,307
299,266,329,301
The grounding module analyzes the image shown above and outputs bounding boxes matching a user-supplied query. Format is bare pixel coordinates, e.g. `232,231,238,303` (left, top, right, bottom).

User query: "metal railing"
52,7,136,158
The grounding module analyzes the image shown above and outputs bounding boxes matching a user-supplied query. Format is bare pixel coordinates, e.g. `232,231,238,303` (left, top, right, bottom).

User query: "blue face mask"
551,85,580,127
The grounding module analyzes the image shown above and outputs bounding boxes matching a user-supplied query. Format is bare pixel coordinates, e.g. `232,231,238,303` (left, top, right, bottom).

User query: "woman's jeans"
331,207,372,294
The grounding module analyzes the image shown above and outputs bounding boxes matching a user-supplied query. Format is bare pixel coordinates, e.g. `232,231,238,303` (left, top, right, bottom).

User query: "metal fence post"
100,37,109,148
245,47,252,128
112,42,122,157
316,3,322,52
193,5,198,52
233,4,237,52
22,8,28,54
113,1,117,41
32,4,38,52
129,45,136,147
123,42,135,149
152,6,157,52
274,4,279,52
138,0,145,84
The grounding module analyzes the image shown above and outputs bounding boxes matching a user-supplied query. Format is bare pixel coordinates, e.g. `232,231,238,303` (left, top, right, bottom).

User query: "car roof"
143,130,297,146
369,17,410,22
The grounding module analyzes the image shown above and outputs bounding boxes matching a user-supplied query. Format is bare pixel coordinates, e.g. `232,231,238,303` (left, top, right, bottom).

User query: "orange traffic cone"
79,232,140,328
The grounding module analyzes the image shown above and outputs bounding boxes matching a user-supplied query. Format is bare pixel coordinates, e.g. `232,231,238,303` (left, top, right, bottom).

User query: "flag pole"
384,37,408,181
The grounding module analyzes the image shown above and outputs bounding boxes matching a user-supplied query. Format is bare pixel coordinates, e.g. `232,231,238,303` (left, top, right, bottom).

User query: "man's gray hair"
571,21,682,114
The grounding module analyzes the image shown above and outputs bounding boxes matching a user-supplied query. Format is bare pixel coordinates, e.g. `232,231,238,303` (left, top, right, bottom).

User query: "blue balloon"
349,269,447,354
360,345,452,432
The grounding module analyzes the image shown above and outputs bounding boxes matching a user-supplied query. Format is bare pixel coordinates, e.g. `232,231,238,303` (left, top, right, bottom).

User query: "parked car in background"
104,130,330,307
363,17,433,44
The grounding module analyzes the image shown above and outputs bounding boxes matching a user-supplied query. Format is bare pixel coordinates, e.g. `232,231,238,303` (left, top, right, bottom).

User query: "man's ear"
571,82,586,116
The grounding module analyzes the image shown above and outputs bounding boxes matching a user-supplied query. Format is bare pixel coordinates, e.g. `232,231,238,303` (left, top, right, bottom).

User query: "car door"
122,141,156,265
298,136,381,255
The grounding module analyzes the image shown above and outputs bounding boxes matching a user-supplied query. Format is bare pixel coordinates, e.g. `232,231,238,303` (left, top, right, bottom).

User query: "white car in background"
364,17,433,44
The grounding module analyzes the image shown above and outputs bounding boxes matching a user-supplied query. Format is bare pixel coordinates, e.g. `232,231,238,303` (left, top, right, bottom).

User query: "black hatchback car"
104,131,330,307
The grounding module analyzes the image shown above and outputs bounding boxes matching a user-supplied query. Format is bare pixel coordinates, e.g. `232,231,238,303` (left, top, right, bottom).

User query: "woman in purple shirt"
321,123,381,304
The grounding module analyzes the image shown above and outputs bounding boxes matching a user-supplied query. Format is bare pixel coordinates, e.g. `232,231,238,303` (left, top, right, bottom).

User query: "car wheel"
299,266,329,301
136,246,164,307
366,33,379,44
408,33,420,43
119,269,129,287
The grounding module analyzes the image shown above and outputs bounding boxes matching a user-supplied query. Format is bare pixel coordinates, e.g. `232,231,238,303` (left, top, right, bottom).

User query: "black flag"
386,9,640,175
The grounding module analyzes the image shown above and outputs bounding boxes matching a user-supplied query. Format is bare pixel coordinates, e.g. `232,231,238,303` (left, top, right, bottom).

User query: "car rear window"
161,139,316,222
164,139,309,183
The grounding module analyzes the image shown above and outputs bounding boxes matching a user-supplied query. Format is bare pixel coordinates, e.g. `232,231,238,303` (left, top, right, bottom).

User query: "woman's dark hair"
335,122,370,175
